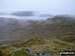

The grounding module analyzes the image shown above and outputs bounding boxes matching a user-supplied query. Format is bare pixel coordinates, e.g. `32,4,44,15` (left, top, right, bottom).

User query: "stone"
28,48,34,54
44,50,51,56
14,49,21,53
66,48,70,50
38,52,44,56
1,44,8,47
33,53,37,56
44,53,51,56
24,50,28,54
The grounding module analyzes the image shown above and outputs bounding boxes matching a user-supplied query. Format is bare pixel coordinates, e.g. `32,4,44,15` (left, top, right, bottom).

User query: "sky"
0,0,75,15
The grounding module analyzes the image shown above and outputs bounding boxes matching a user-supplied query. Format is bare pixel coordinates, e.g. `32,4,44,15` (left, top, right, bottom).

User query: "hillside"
0,15,75,56
0,15,75,44
41,15,75,43
0,37,75,56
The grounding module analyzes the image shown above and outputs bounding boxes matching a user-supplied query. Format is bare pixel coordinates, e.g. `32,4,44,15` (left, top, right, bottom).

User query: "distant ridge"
10,11,34,16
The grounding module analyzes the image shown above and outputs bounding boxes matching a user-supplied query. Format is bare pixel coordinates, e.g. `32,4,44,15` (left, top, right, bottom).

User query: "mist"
0,0,75,15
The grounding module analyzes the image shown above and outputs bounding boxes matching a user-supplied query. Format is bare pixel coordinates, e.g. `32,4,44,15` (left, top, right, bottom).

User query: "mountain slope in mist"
0,15,75,43
0,17,35,41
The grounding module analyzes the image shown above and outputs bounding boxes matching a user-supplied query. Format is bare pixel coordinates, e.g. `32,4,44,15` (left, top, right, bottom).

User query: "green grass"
12,51,24,56
0,37,75,56
59,34,75,43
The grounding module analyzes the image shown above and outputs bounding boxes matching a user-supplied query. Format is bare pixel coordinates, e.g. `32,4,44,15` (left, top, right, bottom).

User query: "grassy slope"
0,37,75,56
0,16,75,56
41,16,75,43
